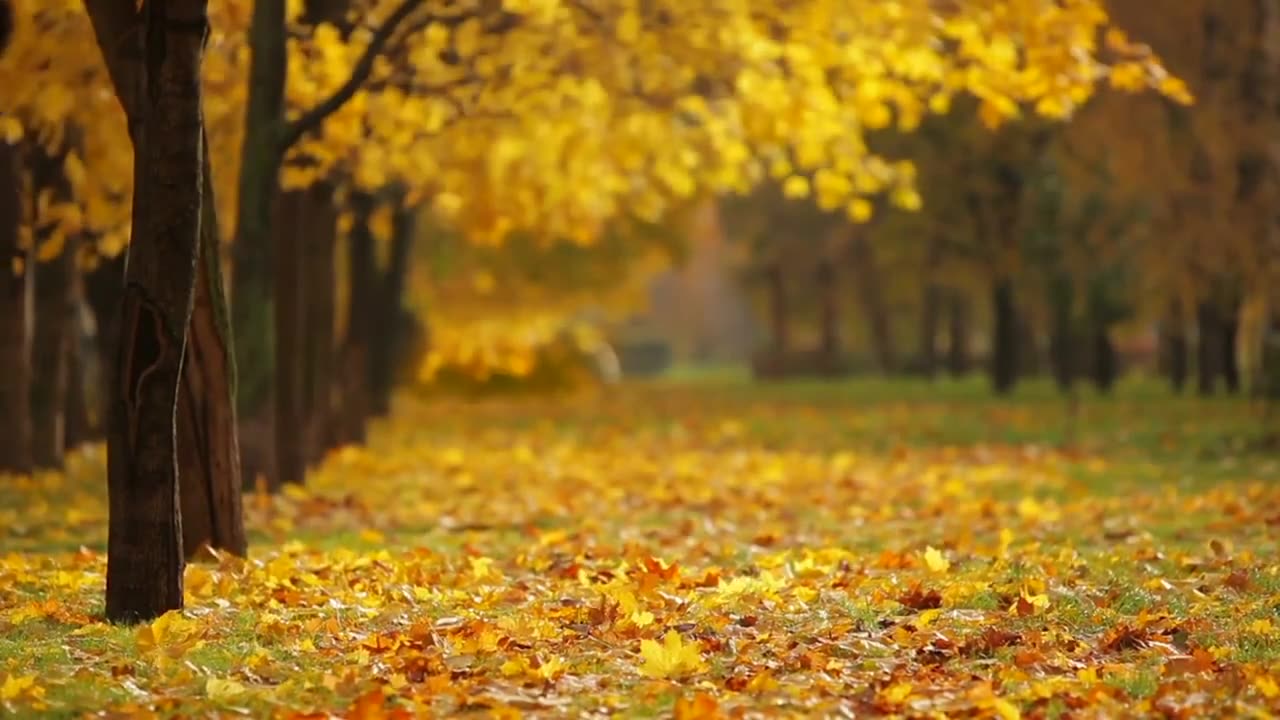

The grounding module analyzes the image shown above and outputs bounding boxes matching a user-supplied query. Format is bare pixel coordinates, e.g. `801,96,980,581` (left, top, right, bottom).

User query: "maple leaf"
638,631,707,679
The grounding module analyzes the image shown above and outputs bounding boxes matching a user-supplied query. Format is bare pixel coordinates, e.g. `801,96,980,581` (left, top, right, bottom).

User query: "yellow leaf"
638,631,706,679
0,674,37,701
1256,674,1280,699
923,546,950,573
993,697,1021,720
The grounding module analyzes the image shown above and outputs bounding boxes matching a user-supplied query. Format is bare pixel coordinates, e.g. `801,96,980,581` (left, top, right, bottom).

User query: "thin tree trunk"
303,184,337,464
1048,280,1077,392
65,295,93,449
816,260,839,364
0,138,31,474
84,252,125,432
231,0,286,456
946,291,971,377
766,262,788,353
103,0,208,623
1091,325,1118,392
274,190,305,486
1197,300,1222,396
336,193,376,445
368,202,414,417
1223,301,1241,394
1163,301,1189,393
28,144,75,469
919,286,941,379
849,233,896,374
176,145,246,558
991,277,1018,395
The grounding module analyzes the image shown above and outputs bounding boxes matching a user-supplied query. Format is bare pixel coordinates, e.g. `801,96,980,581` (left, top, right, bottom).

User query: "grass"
0,374,1278,717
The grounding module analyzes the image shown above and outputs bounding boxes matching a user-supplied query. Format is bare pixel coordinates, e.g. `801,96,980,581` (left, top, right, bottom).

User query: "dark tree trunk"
368,203,415,417
816,260,839,363
65,296,94,449
1048,283,1077,392
336,193,376,445
274,190,306,487
302,184,337,464
766,262,788,353
946,291,970,377
0,138,31,473
176,148,246,558
1197,300,1223,396
919,285,941,379
991,277,1018,395
103,0,208,623
1091,325,1118,392
84,252,125,431
1162,302,1189,394
849,233,896,374
1016,317,1041,378
28,144,76,469
1222,304,1241,394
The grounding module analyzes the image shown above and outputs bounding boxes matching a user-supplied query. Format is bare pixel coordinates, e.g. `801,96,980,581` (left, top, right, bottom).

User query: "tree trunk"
303,184,337,464
946,291,971,377
274,190,305,487
231,0,287,457
176,146,246,558
336,193,376,445
0,138,31,473
1091,325,1118,393
766,262,788,353
65,296,94,449
28,144,76,469
1162,302,1189,394
849,233,896,374
104,0,208,623
1197,300,1223,396
1222,302,1241,394
991,277,1018,395
1048,280,1077,392
816,260,839,365
918,285,941,379
368,202,415,417
84,253,125,430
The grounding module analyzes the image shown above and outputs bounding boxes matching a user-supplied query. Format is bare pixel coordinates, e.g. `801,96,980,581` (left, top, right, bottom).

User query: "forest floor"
1,376,1279,718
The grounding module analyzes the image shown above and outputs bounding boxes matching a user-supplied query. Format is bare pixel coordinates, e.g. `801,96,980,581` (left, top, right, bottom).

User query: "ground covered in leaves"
2,378,1279,718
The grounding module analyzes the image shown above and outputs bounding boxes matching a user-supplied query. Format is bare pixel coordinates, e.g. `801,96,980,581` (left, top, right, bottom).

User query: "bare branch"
279,0,424,152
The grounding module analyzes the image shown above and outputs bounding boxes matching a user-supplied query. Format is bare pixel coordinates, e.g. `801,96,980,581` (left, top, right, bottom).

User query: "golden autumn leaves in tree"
4,0,1185,257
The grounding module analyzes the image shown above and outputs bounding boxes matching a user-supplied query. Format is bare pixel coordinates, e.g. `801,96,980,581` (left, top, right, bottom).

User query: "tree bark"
176,146,246,558
0,138,31,474
336,194,376,445
65,295,94,449
1197,300,1223,396
28,144,76,469
1091,325,1118,393
368,202,415,417
1222,300,1241,394
303,184,337,464
103,0,208,623
849,233,896,374
946,291,971,377
918,286,941,379
991,278,1019,395
231,0,286,447
274,190,306,487
766,262,788,353
1048,280,1077,392
84,252,125,432
816,260,839,363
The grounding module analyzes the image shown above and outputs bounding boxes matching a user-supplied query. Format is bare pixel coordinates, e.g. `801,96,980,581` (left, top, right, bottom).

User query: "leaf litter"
1,384,1279,717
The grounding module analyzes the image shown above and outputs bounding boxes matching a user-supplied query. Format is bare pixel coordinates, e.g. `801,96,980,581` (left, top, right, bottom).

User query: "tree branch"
278,0,424,152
